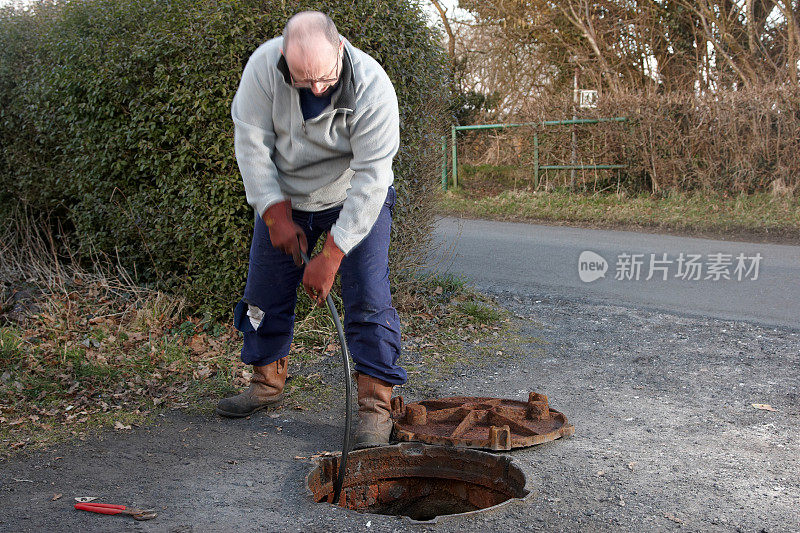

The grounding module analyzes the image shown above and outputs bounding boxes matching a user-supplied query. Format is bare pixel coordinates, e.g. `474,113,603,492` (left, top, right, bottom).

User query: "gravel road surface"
1,221,798,532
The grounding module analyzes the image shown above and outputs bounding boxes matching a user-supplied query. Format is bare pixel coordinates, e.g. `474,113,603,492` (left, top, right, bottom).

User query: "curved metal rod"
299,246,352,505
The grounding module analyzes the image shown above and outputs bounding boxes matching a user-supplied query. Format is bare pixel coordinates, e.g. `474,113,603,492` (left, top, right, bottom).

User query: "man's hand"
303,233,344,304
263,200,307,266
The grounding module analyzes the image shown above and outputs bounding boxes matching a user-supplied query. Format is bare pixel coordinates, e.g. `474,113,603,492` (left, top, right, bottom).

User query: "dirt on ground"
1,287,798,532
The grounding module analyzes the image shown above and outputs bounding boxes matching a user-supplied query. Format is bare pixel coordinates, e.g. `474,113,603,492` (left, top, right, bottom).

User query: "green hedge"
0,0,450,316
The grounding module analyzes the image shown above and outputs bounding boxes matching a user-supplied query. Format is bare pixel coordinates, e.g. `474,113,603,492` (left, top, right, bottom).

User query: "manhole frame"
304,442,534,524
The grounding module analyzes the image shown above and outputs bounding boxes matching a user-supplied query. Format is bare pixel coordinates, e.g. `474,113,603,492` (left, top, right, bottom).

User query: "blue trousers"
233,186,406,385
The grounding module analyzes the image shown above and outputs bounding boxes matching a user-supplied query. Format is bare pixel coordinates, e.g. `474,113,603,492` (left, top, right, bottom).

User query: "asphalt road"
432,217,800,329
2,293,797,532
1,219,798,531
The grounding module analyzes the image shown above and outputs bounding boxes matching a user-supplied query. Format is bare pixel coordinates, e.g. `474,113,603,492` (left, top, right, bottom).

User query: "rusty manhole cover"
306,442,530,522
390,392,574,450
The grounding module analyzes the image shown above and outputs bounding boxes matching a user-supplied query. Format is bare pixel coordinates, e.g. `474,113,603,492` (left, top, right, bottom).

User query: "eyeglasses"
289,52,340,89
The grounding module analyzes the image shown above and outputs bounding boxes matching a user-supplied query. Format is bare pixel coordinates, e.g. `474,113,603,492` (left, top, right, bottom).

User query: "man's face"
283,37,343,97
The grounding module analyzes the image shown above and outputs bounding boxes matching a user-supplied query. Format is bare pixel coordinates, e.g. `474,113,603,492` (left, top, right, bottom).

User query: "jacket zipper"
293,89,307,135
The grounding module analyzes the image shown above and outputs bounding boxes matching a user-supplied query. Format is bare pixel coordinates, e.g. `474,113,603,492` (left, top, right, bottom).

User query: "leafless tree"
456,0,800,101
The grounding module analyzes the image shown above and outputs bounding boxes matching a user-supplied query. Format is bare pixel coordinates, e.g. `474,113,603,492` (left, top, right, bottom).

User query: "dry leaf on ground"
752,403,777,412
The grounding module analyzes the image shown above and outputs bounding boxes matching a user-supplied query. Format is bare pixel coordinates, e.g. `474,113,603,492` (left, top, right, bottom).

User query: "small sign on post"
576,89,598,109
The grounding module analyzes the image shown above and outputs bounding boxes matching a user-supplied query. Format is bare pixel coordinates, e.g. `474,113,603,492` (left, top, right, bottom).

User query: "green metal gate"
441,117,628,190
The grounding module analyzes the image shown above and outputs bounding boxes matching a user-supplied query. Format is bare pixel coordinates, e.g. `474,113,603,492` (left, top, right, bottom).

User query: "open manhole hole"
306,443,530,523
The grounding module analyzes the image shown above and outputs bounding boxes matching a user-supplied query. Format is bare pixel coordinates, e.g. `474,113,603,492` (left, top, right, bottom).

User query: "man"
217,11,406,449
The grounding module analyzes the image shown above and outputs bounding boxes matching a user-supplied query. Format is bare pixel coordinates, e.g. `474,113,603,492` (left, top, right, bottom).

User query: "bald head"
282,11,343,96
282,11,339,56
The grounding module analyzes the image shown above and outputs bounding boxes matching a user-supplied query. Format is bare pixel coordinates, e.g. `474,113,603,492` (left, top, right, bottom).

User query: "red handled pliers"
74,502,157,521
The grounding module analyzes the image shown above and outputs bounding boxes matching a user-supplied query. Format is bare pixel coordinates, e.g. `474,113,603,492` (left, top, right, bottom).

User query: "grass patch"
433,273,467,294
393,274,515,394
439,187,800,242
458,164,527,193
456,302,501,325
284,374,333,410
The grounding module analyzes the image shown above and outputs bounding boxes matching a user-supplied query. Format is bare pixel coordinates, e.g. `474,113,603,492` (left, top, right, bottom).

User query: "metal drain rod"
299,248,352,505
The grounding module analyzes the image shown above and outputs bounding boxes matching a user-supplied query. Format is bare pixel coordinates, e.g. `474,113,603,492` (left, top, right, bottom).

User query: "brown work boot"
215,357,288,418
353,372,394,449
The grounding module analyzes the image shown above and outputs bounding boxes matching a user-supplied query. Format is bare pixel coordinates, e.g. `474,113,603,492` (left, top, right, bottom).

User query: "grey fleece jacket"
231,37,400,254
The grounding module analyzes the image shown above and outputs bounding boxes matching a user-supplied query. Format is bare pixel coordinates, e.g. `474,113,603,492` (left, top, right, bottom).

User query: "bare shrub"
458,86,800,196
0,207,185,331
